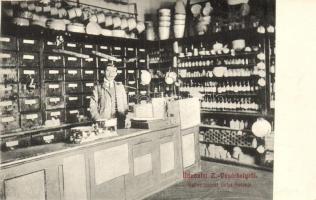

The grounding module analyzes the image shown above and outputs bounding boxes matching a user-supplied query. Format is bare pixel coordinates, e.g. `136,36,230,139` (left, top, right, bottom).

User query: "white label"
85,83,93,87
23,70,35,75
100,46,108,50
85,45,93,48
0,53,11,58
2,116,14,122
128,81,135,84
49,70,59,74
50,111,61,116
127,48,134,51
139,49,145,52
48,56,61,60
129,102,135,106
69,110,79,114
128,70,134,73
68,83,78,88
140,91,147,95
128,92,135,95
116,58,122,62
49,84,59,89
85,58,93,62
47,41,54,45
67,57,77,61
49,97,60,103
100,58,108,62
0,37,10,42
43,135,54,141
0,101,12,106
23,39,35,44
69,97,78,101
23,54,35,60
67,43,76,47
117,70,122,73
84,70,93,74
67,70,78,75
25,99,37,105
6,140,18,147
86,96,91,99
114,47,121,50
26,113,38,120
87,108,91,111
139,59,146,63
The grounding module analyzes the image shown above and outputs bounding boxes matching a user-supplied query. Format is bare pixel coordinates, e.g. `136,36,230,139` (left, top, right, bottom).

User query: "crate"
31,130,66,145
0,114,20,134
44,53,64,68
21,112,42,130
65,82,82,94
0,99,18,116
0,36,17,50
19,52,39,67
45,96,65,110
44,68,64,81
19,97,40,112
0,50,17,67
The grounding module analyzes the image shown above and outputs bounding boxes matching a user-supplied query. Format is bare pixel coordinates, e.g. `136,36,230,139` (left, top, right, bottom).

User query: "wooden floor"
145,161,273,200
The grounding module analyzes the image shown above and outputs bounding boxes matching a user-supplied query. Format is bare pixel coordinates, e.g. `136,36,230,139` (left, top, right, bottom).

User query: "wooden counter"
0,124,201,200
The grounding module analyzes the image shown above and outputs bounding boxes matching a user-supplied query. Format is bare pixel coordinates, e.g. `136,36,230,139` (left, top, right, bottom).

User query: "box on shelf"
82,44,95,54
0,114,20,134
0,68,18,83
45,96,65,110
45,109,65,123
82,82,95,94
19,97,40,112
0,84,18,99
65,56,81,68
65,108,84,123
19,68,40,83
21,112,42,130
1,134,31,151
18,38,40,51
31,130,66,145
0,50,17,67
64,42,81,51
65,82,82,94
82,69,96,80
66,95,82,108
18,52,39,67
65,68,81,81
44,53,64,68
44,68,64,81
19,83,40,97
0,36,17,50
45,82,63,96
82,57,96,68
0,99,18,116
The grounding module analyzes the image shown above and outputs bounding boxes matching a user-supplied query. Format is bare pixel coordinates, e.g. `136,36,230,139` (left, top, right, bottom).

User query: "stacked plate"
174,0,186,38
158,9,171,40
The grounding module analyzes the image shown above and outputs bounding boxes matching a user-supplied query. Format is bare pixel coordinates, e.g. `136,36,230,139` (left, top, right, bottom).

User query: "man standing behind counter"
90,64,130,129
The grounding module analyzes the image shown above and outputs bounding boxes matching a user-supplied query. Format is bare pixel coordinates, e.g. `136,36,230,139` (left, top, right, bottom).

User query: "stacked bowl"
158,9,171,40
174,0,186,38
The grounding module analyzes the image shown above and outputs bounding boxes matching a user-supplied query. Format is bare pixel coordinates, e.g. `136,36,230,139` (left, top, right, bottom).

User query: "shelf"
201,92,258,96
176,64,256,69
200,124,252,133
201,156,273,172
201,109,273,118
180,75,258,81
177,51,258,60
0,121,93,138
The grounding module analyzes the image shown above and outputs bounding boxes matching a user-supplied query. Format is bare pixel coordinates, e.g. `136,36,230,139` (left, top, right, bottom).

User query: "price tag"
0,37,10,42
23,70,35,75
0,101,12,106
85,83,94,87
48,84,59,89
100,58,108,62
100,46,108,50
68,70,78,75
25,99,37,105
85,45,93,48
2,116,14,122
43,135,54,141
48,56,61,60
23,39,35,44
26,113,38,120
0,53,11,58
23,54,35,60
67,57,77,61
85,58,93,62
84,70,94,74
49,97,60,103
67,43,76,47
49,70,59,74
69,97,78,101
6,140,18,148
68,83,78,88
50,111,61,116
139,49,145,52
70,110,79,114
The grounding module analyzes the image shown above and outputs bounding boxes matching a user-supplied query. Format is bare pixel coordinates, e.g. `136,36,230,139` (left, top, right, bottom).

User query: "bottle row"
176,57,256,68
203,117,251,130
201,97,260,111
178,68,254,78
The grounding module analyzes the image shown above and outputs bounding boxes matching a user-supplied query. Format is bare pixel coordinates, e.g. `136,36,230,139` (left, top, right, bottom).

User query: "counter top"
0,124,179,168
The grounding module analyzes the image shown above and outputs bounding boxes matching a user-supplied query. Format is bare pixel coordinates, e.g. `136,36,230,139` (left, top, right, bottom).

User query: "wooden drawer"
1,134,31,151
21,112,42,130
19,52,39,66
19,68,40,83
44,68,64,81
19,83,40,97
44,53,64,68
65,56,81,68
115,58,124,68
82,57,96,68
126,61,137,69
66,95,82,108
82,82,94,94
137,48,146,58
82,69,96,80
64,42,81,51
83,107,91,119
115,69,125,82
0,99,18,116
82,95,92,107
65,82,82,94
0,84,18,99
0,68,18,83
18,38,40,51
65,68,81,81
45,109,65,123
98,45,111,54
0,51,17,67
45,96,65,110
44,40,60,52
45,82,63,96
112,46,124,57
82,44,95,54
0,36,17,50
138,58,147,68
0,114,20,134
31,130,66,145
19,97,40,112
98,57,109,68
126,47,136,58
66,108,84,123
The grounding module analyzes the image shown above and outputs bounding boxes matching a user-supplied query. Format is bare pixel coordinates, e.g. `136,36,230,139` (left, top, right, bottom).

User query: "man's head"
105,64,118,82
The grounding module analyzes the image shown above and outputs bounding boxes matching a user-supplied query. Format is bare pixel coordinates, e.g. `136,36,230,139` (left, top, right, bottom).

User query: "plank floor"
145,161,273,200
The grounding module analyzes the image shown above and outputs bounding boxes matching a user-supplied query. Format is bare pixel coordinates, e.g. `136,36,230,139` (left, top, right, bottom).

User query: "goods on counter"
251,118,272,137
